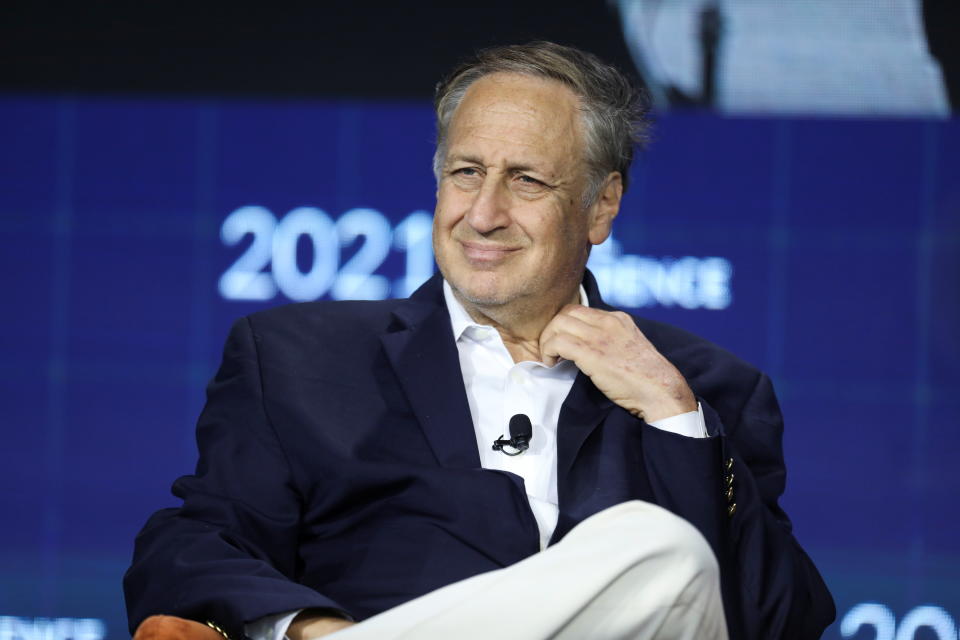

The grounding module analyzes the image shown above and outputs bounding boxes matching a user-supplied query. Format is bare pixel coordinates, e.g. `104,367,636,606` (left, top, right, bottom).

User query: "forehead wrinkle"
454,74,581,134
446,73,586,184
458,101,578,145
451,117,578,175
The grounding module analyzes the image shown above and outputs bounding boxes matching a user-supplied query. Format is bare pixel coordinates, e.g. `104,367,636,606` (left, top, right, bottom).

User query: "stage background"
1,3,958,639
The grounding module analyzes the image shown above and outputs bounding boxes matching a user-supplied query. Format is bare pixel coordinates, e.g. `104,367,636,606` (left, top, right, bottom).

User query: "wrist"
631,389,696,423
286,610,353,640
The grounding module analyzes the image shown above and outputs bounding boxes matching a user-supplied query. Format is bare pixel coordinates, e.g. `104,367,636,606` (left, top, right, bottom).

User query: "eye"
513,173,550,195
449,165,483,189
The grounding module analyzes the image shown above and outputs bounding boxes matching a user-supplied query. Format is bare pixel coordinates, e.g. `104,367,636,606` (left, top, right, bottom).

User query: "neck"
453,285,581,364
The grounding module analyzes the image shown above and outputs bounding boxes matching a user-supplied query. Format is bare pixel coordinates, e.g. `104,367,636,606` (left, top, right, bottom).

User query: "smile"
459,241,521,263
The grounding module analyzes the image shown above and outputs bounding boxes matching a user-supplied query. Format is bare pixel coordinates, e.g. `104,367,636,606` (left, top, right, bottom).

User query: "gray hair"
433,41,650,207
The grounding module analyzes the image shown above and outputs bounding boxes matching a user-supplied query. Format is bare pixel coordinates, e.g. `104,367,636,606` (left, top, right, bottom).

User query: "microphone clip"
492,435,528,456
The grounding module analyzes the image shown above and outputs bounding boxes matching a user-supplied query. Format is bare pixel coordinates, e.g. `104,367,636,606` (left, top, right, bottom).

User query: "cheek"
529,207,579,248
432,211,452,259
432,203,464,260
432,203,456,235
434,188,467,230
513,207,553,239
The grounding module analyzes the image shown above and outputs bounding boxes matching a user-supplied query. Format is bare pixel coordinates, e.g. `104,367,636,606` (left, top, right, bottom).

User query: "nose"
465,174,511,234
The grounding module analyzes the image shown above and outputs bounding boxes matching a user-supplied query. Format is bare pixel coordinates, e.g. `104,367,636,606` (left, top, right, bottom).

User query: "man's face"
432,72,618,315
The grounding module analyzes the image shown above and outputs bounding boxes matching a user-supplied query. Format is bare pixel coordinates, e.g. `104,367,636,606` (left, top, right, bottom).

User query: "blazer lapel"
556,270,619,476
556,371,614,477
380,275,481,469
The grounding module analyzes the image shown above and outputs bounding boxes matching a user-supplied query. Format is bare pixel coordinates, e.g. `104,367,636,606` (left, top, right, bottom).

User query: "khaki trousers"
330,501,728,640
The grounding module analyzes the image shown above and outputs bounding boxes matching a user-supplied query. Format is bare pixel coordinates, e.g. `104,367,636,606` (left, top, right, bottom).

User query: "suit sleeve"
640,370,836,640
123,317,346,639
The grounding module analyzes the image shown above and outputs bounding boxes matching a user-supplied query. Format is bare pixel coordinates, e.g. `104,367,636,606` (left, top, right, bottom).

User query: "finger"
560,306,642,339
541,309,600,344
555,303,611,328
539,314,594,363
540,331,597,371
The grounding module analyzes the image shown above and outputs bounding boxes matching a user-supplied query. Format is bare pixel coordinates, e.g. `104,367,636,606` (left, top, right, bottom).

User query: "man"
125,42,835,639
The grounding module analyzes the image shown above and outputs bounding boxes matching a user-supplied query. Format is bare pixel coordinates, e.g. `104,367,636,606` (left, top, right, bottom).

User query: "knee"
574,501,720,580
650,506,720,582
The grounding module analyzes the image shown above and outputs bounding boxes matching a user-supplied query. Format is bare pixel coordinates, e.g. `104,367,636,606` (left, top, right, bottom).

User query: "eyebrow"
446,153,545,176
445,153,484,168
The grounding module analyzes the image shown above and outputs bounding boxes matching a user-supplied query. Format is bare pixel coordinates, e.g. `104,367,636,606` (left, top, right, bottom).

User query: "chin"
459,290,512,307
447,271,520,308
454,283,512,307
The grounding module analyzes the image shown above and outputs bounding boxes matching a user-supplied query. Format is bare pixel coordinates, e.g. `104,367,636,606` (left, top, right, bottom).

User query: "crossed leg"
330,501,728,640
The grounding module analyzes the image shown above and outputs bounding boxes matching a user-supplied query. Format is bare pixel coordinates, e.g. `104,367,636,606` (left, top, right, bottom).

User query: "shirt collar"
442,279,589,342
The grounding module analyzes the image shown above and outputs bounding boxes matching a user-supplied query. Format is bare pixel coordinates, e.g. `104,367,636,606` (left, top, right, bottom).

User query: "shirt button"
510,369,526,384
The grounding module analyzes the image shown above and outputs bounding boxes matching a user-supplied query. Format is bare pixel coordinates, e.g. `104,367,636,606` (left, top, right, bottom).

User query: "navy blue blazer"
124,272,835,639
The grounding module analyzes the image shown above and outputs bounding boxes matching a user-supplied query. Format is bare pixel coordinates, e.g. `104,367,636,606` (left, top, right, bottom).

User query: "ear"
587,172,622,246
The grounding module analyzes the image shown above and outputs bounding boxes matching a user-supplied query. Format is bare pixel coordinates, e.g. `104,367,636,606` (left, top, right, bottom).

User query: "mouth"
458,240,521,263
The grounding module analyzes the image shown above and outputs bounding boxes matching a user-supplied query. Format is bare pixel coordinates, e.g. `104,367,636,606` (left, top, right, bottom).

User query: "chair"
132,615,226,640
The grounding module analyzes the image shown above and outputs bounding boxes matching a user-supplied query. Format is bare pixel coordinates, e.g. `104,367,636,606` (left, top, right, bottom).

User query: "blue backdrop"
1,96,958,640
